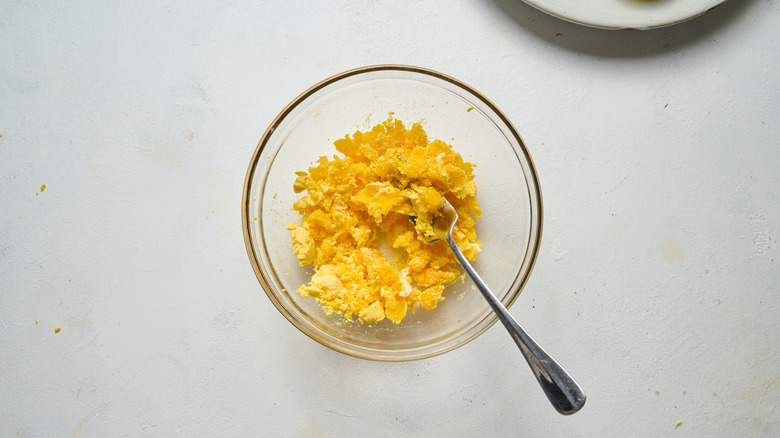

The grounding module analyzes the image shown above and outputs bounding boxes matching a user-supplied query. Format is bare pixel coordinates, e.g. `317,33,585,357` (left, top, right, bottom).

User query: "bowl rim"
242,64,544,361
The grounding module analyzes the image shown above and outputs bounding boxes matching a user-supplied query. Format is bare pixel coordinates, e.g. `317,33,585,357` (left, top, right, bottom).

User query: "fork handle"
445,235,587,415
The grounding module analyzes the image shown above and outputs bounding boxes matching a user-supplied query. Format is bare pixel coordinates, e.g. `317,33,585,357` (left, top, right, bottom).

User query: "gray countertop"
1,0,778,436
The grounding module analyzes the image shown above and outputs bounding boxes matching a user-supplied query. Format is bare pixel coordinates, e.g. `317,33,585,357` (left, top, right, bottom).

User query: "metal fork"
435,199,586,415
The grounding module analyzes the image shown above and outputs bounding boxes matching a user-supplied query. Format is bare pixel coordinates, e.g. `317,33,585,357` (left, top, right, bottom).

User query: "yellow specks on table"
289,117,482,324
54,327,61,333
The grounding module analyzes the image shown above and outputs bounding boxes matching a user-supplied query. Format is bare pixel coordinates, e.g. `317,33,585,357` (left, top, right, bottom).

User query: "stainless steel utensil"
434,199,586,415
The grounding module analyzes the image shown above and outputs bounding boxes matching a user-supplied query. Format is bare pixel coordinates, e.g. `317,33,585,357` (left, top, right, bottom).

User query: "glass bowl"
242,65,543,361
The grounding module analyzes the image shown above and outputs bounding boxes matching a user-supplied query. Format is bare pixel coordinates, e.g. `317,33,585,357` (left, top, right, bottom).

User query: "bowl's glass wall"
244,66,541,360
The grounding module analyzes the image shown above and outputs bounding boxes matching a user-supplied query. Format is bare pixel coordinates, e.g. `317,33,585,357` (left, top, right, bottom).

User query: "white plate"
523,0,729,30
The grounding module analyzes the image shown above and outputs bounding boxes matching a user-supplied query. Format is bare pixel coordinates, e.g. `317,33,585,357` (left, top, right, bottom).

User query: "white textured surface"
1,0,778,436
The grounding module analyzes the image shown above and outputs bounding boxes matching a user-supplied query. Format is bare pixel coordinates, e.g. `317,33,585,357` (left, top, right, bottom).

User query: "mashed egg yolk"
288,118,481,324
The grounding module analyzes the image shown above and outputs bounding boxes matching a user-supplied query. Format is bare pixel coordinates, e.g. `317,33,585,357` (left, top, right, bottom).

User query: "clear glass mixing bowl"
242,65,543,361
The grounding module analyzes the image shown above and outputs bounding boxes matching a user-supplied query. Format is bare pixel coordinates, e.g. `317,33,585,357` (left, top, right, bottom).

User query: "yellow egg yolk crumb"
288,117,482,324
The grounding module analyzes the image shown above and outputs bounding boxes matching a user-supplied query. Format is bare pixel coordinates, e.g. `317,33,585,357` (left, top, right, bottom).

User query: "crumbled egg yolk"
288,117,481,324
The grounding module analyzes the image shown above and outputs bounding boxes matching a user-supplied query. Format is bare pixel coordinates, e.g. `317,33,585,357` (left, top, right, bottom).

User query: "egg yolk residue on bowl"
287,118,481,324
